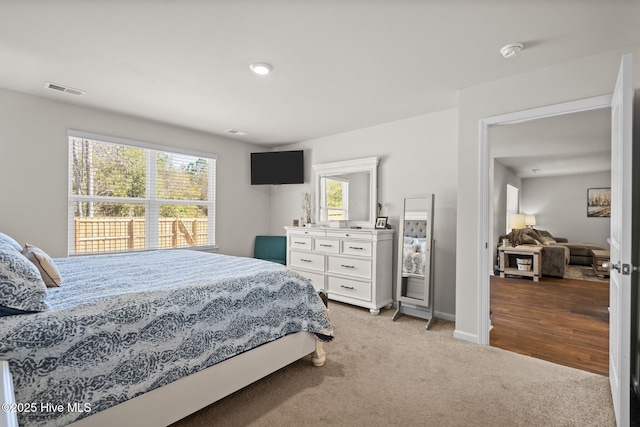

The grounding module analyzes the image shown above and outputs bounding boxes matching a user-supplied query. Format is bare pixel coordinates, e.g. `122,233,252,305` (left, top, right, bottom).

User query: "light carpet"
172,301,614,427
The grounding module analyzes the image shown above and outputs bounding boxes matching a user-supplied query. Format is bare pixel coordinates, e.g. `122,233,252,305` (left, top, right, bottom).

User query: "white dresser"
285,226,394,315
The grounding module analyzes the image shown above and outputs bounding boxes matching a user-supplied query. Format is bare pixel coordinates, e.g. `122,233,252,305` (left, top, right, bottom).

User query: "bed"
0,236,333,427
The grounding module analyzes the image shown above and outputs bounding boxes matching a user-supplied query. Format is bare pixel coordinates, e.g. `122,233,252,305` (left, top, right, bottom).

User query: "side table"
498,245,542,282
592,249,610,278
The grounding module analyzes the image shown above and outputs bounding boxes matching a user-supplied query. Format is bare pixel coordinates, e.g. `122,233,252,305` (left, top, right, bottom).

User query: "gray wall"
492,160,522,253
270,109,459,319
456,46,640,342
0,87,271,258
521,172,611,248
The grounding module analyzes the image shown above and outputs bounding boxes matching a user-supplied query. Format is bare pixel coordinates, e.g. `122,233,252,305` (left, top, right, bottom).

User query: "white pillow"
403,243,418,253
22,243,61,287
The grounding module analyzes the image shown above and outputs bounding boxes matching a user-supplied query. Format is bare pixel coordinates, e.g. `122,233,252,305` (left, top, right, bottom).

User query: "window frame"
506,183,519,234
319,175,350,221
67,130,217,255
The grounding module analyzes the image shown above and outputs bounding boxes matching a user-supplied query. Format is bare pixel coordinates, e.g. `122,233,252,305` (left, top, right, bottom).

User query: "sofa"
498,228,605,278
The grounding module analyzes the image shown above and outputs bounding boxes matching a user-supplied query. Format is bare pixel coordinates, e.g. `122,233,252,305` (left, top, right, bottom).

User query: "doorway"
477,95,613,346
487,104,612,375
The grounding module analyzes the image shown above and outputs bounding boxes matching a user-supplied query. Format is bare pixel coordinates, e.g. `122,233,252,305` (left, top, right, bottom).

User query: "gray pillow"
0,246,48,313
538,236,557,245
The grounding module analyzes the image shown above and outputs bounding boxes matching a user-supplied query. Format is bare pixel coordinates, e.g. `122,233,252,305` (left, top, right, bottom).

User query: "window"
68,132,216,255
319,176,349,221
506,183,519,233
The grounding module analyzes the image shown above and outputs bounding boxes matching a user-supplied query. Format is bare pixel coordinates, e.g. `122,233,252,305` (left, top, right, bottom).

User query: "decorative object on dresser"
286,227,394,315
301,192,312,225
392,194,436,329
375,216,388,229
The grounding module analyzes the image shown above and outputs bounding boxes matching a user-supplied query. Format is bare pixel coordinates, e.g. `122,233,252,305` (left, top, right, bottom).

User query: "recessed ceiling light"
249,62,273,75
500,43,524,59
226,129,248,136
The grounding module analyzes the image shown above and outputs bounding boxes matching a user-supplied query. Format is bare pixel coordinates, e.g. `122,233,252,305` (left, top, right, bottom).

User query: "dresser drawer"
326,256,372,279
342,240,373,257
327,276,371,301
291,229,326,236
326,231,372,239
293,269,325,291
289,236,312,251
289,251,324,272
315,238,340,254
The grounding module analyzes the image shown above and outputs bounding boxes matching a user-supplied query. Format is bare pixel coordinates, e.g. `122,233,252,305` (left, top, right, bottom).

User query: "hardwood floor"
490,274,609,376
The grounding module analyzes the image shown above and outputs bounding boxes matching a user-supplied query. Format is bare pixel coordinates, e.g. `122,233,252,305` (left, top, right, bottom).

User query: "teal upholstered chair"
253,235,286,265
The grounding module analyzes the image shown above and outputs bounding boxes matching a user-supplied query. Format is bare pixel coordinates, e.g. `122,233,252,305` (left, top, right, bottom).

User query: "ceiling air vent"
225,129,248,136
45,82,86,96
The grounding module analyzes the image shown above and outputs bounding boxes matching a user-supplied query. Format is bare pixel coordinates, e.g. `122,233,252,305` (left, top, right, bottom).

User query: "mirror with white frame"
393,194,436,329
312,157,378,228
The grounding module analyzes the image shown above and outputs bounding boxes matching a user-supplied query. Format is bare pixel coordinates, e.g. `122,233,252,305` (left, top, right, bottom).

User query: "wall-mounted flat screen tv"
251,150,304,185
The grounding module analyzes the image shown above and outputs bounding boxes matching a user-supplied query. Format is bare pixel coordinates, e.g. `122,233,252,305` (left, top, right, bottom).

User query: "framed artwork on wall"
587,187,611,217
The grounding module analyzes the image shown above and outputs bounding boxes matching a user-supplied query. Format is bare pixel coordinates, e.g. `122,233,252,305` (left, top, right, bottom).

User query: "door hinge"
622,263,638,275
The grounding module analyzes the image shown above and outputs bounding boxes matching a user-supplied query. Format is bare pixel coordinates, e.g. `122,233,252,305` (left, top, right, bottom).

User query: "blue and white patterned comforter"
0,250,333,426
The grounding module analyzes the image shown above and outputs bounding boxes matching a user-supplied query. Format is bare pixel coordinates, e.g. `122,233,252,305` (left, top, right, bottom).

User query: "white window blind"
67,132,216,255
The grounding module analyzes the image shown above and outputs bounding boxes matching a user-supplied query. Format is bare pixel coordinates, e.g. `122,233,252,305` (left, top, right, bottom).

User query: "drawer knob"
340,264,355,269
294,241,307,245
349,246,363,250
300,259,312,263
319,244,333,247
340,285,355,290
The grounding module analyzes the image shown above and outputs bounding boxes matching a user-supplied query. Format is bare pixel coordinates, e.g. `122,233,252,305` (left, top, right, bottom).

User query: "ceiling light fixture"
500,43,524,59
226,129,248,136
250,62,273,75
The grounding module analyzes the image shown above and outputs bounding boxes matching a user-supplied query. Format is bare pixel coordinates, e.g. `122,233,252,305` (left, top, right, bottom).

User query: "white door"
609,53,634,427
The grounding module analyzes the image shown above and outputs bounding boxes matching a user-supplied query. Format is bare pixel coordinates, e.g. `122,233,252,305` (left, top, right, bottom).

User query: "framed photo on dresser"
375,216,388,229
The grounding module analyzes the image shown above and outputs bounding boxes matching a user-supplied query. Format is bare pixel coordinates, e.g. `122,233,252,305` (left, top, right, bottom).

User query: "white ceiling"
1,1,639,146
491,108,612,178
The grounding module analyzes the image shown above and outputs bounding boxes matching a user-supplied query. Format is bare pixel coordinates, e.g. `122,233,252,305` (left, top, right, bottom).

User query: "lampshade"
525,214,536,227
509,213,526,230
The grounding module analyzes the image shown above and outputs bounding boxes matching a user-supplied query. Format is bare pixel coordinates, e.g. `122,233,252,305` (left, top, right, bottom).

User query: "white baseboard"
453,329,479,344
435,310,455,322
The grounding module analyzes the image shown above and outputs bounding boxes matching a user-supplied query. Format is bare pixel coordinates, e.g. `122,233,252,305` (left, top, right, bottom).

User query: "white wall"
0,88,271,258
270,109,458,318
521,172,611,248
456,46,640,342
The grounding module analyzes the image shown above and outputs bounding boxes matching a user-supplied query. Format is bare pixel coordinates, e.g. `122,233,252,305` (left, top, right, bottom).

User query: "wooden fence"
74,217,208,254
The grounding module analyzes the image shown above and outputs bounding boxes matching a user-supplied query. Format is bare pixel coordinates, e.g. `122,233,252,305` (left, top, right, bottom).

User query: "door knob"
602,261,620,272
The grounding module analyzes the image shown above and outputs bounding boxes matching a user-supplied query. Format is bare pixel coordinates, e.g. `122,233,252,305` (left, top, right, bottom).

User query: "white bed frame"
0,334,325,427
